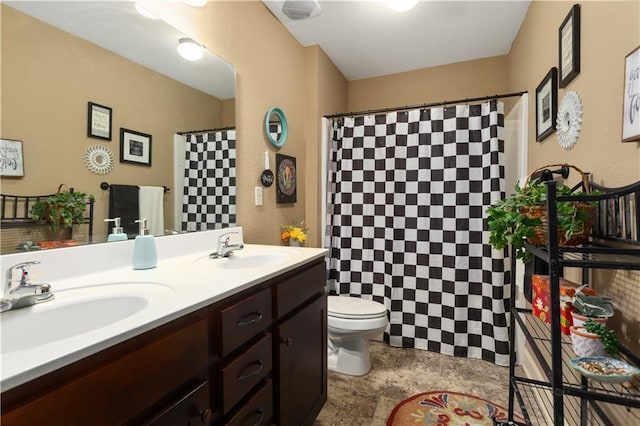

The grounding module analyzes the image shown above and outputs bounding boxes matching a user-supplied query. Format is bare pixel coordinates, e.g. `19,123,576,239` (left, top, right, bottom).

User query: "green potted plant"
487,178,596,262
570,319,619,357
30,187,94,231
569,286,615,326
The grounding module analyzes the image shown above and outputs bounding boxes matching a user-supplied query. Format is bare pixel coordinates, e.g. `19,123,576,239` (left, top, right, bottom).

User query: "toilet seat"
327,296,387,320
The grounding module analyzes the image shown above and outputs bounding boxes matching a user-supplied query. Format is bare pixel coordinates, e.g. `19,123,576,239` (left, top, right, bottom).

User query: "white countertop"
0,228,327,391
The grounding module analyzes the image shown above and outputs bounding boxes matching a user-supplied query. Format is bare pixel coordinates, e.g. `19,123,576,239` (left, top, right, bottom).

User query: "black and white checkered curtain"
182,130,236,231
326,101,510,366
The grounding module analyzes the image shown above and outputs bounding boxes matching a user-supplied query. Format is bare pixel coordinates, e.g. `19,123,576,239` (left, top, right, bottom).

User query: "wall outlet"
254,186,263,206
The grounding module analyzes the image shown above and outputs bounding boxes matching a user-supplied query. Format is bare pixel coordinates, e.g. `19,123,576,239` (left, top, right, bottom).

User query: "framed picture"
558,4,580,88
622,46,640,142
120,128,152,166
87,102,112,140
0,138,24,177
536,68,558,142
276,153,297,203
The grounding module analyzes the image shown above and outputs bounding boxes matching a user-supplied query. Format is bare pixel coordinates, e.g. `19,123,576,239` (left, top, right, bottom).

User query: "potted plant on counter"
30,185,94,231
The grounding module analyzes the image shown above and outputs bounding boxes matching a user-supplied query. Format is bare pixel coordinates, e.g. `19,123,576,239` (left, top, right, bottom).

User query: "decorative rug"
387,391,520,425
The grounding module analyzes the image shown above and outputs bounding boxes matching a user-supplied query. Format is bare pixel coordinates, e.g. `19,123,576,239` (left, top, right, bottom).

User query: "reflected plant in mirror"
0,1,237,254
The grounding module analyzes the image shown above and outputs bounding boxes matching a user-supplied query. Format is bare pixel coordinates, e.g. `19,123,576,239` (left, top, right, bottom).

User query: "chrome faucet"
1,261,54,312
209,231,244,259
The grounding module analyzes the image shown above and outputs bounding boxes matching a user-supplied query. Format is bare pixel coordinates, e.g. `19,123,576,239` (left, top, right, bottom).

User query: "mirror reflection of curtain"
269,122,282,142
181,130,236,231
325,101,510,366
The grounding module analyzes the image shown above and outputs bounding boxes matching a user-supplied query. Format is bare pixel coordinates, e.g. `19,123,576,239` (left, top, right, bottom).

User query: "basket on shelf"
520,163,596,247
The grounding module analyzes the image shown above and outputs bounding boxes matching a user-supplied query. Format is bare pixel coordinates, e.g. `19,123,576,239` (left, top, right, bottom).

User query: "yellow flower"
281,220,309,244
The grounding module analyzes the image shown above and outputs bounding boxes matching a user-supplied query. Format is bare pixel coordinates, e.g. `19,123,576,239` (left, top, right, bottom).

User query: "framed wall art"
276,153,297,203
536,67,558,142
622,46,640,142
87,102,112,140
558,4,580,88
120,128,152,166
0,138,24,177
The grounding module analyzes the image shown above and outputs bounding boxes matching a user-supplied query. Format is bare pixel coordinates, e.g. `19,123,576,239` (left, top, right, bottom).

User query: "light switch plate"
254,186,263,206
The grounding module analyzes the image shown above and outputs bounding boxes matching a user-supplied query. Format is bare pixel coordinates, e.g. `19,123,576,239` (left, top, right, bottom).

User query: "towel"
139,186,165,236
108,184,139,238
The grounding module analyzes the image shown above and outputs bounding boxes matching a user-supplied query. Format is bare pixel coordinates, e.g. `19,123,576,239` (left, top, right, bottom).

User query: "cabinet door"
276,295,327,426
145,381,213,426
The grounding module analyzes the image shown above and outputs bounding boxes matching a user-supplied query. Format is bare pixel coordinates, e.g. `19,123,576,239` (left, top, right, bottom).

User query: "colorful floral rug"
387,391,519,425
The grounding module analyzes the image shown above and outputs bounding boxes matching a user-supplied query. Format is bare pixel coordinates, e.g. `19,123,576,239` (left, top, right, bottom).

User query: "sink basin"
192,248,293,270
1,282,173,353
216,252,290,269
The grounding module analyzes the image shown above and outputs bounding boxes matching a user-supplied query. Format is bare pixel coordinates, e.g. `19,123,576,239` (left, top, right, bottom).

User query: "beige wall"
1,5,224,241
347,56,508,112
508,0,640,186
147,1,309,245
507,0,640,355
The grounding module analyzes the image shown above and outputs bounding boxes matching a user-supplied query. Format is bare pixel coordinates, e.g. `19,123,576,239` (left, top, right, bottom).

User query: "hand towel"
139,186,165,236
108,184,139,238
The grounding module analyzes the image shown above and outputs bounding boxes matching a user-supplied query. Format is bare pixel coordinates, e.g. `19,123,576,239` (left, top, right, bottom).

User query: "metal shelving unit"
505,180,640,425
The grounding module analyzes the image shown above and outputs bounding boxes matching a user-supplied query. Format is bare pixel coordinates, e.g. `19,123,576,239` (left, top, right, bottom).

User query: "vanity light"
134,2,159,20
387,0,419,13
182,0,207,6
177,38,204,61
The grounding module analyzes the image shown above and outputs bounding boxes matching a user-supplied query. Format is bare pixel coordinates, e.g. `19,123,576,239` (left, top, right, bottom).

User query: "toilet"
327,295,389,376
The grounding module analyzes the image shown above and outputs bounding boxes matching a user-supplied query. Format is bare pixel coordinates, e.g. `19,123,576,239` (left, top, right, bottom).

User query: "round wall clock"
556,91,583,150
83,144,114,174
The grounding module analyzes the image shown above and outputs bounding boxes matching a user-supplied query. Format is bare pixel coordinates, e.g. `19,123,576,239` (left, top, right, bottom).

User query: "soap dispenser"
104,217,128,242
132,219,157,270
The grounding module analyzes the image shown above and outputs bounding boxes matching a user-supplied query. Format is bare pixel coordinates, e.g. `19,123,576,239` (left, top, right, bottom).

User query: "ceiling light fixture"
177,38,204,61
387,0,419,13
134,2,159,19
281,0,322,20
182,0,207,6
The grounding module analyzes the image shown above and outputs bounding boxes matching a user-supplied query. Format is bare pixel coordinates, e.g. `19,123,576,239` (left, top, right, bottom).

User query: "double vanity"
0,228,328,425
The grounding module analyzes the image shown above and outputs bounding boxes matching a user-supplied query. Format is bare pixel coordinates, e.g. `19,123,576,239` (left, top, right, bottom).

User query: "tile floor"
314,341,513,425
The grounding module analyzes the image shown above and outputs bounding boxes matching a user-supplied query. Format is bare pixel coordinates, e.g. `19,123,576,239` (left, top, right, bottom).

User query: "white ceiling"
263,0,531,81
5,1,236,100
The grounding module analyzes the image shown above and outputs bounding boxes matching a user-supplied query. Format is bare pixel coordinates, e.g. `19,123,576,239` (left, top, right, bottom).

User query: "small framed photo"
536,67,558,142
0,138,24,177
87,102,112,140
276,153,297,204
120,128,152,166
558,4,580,88
622,46,640,142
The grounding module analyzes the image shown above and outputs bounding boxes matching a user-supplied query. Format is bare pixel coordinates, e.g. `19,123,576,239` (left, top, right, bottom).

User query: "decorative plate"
569,356,640,384
83,144,114,175
556,91,583,150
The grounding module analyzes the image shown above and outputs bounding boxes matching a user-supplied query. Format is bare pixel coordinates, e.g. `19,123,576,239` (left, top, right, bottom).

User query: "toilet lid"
328,296,387,319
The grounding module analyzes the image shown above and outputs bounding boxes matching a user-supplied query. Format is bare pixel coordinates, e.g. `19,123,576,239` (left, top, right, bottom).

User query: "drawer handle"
281,337,293,347
237,312,263,327
198,407,213,423
238,360,264,381
242,408,264,426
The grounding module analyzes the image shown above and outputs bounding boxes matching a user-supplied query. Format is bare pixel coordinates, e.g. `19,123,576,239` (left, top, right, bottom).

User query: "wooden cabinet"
1,257,327,426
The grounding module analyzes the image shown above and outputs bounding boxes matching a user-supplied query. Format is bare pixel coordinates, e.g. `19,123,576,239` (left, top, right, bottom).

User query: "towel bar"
100,182,169,193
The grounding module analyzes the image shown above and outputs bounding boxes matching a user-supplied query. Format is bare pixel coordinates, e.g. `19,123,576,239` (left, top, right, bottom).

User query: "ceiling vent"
281,0,322,20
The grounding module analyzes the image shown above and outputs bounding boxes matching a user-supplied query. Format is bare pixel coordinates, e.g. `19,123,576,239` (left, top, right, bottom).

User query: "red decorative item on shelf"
531,275,596,334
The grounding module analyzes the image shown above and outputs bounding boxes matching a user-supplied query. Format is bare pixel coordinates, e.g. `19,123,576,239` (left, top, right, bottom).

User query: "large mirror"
1,1,237,254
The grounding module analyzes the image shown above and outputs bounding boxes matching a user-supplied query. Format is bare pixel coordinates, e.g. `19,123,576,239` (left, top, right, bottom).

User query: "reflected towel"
108,184,139,238
139,186,165,236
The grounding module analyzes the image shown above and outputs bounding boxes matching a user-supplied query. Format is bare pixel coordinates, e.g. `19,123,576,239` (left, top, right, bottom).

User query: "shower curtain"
182,129,237,231
325,101,510,366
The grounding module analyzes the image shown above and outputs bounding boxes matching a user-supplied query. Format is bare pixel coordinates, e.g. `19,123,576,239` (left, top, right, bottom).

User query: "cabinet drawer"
219,287,272,357
146,380,213,426
222,334,272,414
276,260,325,318
225,380,273,426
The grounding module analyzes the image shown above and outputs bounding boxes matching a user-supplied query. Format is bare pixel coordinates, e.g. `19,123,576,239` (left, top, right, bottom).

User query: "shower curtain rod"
177,125,236,135
324,90,528,119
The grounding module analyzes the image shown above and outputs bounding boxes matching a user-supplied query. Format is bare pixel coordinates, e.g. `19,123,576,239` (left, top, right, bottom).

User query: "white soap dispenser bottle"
104,217,128,242
132,219,157,270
